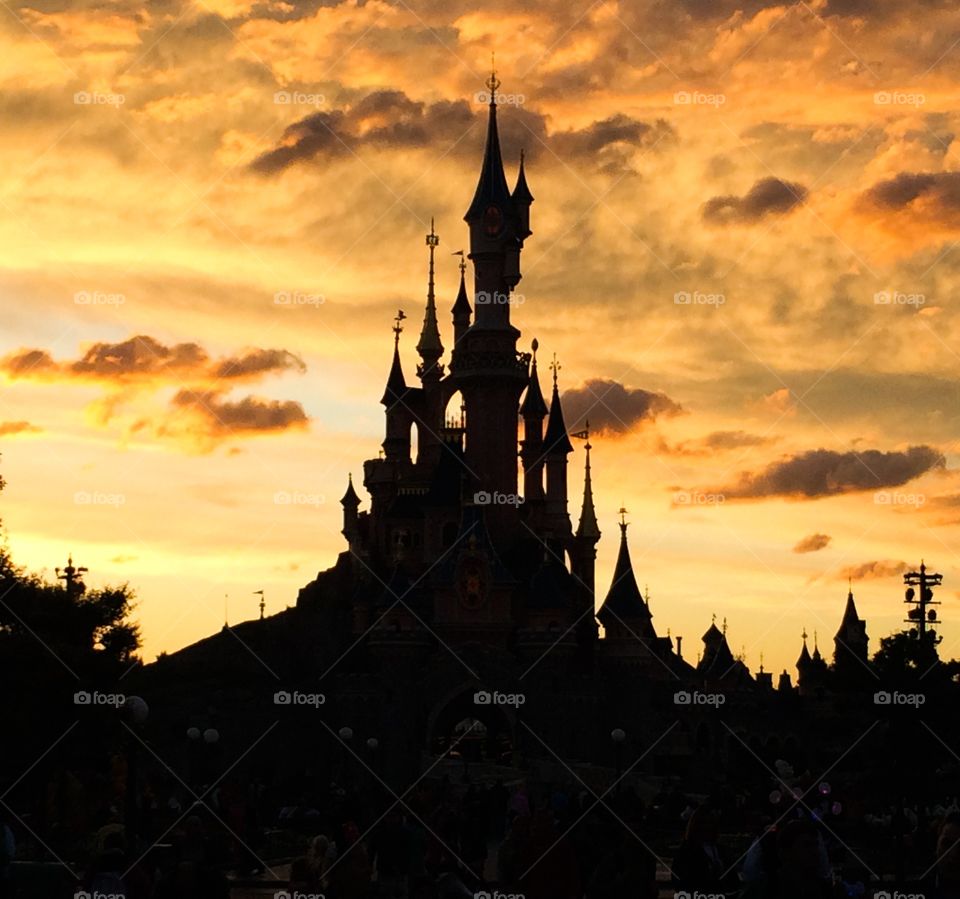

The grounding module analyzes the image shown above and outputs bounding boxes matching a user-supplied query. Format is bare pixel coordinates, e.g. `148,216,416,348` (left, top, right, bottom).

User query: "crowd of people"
9,764,960,897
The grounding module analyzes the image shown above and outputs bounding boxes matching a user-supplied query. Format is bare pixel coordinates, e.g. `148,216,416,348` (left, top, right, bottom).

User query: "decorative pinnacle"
486,51,500,97
550,352,560,387
393,309,406,346
452,249,466,275
618,505,628,528
425,217,439,249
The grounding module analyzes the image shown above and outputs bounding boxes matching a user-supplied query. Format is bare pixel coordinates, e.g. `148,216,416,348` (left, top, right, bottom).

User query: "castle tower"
415,220,445,469
596,509,656,646
381,311,413,463
571,423,600,644
833,583,870,686
519,339,548,507
340,473,360,544
450,67,532,536
451,254,471,346
542,356,573,541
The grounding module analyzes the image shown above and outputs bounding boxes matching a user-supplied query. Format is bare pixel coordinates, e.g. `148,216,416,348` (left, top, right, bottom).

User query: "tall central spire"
416,218,443,376
576,422,600,540
464,58,512,223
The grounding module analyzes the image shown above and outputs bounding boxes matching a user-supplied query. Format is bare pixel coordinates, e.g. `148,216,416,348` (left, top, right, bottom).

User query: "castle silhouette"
287,74,877,780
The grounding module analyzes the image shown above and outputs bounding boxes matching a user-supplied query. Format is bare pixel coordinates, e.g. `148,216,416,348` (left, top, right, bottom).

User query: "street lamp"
122,696,149,846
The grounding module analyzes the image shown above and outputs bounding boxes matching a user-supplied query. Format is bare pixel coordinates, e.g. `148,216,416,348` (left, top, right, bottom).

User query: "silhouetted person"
935,811,960,898
672,805,738,894
741,818,835,899
586,825,657,899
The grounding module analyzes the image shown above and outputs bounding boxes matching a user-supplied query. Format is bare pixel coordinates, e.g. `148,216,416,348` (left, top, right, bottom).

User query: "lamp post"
122,696,149,847
186,724,220,790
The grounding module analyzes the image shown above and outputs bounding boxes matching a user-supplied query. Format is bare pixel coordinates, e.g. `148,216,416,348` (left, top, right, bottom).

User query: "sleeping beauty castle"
282,70,882,782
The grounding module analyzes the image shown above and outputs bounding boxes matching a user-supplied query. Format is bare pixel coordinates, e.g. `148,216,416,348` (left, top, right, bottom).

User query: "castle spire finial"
550,353,560,387
416,220,443,370
486,51,500,100
393,309,405,347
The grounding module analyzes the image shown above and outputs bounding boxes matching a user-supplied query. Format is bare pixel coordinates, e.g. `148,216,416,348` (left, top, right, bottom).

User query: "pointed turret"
544,358,574,456
380,311,415,462
512,149,533,239
833,583,870,687
464,71,512,224
416,219,444,380
797,631,812,669
576,428,600,541
520,339,548,506
451,254,471,344
341,473,360,542
340,473,360,507
597,511,653,631
380,312,409,408
543,355,573,534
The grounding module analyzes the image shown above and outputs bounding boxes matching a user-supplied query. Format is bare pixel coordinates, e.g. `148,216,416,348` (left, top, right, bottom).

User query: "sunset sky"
2,0,960,674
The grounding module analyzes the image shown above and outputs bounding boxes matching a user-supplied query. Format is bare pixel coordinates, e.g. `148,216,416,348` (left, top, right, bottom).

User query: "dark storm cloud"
252,89,673,175
1,336,304,384
793,533,831,553
703,177,809,224
561,379,682,435
551,114,676,156
836,560,908,580
662,430,776,456
170,389,308,435
861,171,960,221
710,445,944,500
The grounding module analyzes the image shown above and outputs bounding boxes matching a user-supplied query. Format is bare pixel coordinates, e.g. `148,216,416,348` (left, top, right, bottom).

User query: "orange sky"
1,0,960,674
